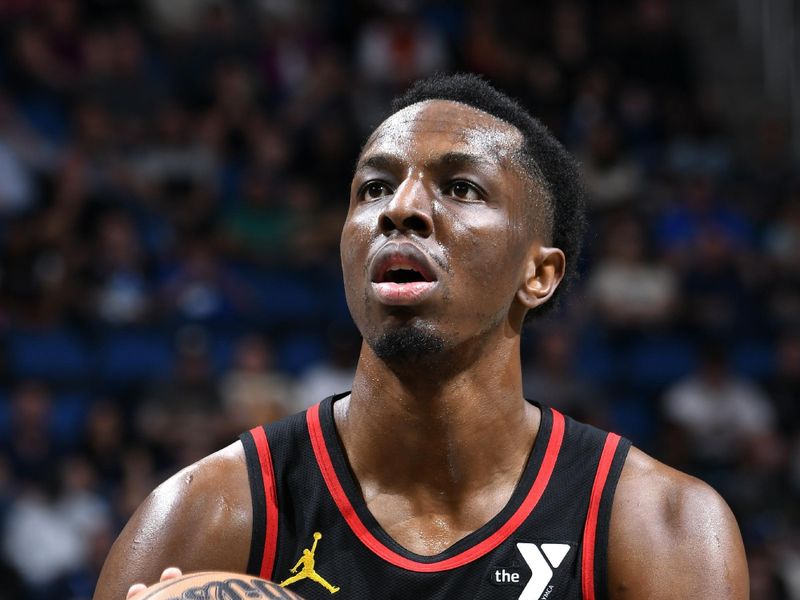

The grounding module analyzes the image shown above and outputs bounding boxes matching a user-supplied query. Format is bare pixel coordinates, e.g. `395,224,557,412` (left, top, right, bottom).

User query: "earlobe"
516,246,566,310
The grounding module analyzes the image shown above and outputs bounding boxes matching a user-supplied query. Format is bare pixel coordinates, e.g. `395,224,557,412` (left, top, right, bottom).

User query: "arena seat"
625,336,697,388
50,392,92,445
98,330,175,383
732,340,775,379
277,334,325,375
7,328,93,382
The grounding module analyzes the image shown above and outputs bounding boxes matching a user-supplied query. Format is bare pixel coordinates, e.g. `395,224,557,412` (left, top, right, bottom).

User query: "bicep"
608,449,748,599
94,443,253,600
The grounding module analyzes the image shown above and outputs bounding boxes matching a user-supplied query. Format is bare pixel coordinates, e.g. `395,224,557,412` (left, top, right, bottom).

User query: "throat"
333,394,542,555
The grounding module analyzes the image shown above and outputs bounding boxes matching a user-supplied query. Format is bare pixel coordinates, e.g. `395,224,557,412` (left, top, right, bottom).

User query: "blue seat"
50,392,91,445
207,330,239,374
0,388,10,439
575,330,616,384
7,329,92,381
609,395,659,451
732,341,775,379
277,334,325,376
625,336,696,388
98,330,175,383
251,273,319,324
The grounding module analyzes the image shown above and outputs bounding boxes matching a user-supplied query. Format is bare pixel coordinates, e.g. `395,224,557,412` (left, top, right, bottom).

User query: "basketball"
132,572,306,600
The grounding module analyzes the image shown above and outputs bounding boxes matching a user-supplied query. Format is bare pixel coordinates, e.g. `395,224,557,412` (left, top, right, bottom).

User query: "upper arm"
608,447,749,599
94,441,253,600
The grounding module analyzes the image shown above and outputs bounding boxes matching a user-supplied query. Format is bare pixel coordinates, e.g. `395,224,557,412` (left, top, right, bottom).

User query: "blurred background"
0,0,797,598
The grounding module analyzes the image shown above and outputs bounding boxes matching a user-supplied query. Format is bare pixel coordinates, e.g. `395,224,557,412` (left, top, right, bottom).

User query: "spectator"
766,332,800,440
522,326,605,425
79,401,128,492
1,455,111,598
356,8,449,88
656,175,752,264
587,216,677,330
662,344,775,470
1,382,60,484
81,208,154,325
0,139,35,216
159,237,255,322
680,224,752,336
580,120,643,211
764,194,800,329
134,327,224,469
133,103,218,195
220,334,294,432
294,323,360,410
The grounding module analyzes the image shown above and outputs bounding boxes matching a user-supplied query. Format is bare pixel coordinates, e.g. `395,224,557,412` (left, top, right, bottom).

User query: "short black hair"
390,73,586,318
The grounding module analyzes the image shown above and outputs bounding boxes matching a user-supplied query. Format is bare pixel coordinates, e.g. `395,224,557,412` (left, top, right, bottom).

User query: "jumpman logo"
280,532,340,594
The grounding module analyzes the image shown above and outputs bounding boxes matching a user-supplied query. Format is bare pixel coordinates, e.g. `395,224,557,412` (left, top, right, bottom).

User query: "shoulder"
94,441,252,600
145,440,252,540
607,446,748,599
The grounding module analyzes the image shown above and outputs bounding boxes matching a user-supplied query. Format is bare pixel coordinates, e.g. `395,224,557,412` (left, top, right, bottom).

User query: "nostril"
380,215,396,232
403,215,429,232
379,208,432,235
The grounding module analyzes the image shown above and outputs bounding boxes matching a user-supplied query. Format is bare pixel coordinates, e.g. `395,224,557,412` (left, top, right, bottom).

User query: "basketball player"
96,74,748,599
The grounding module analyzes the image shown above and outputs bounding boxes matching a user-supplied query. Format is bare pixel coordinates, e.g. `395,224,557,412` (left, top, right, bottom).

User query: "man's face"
341,100,544,361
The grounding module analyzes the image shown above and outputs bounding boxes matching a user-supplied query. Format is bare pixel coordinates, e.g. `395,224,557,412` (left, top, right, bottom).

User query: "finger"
159,567,183,582
126,583,147,600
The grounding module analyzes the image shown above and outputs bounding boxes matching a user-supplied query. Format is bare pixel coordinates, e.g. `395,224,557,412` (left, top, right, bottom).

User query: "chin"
368,321,446,363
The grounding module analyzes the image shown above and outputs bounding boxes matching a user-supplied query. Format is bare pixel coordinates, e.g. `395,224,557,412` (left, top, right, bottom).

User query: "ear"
516,245,566,310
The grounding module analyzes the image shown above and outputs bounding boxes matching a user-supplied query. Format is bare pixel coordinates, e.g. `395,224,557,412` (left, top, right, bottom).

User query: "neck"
334,330,540,506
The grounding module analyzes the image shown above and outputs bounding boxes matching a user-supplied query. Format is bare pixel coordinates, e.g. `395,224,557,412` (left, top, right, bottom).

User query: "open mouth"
371,246,436,285
378,266,430,284
369,245,439,305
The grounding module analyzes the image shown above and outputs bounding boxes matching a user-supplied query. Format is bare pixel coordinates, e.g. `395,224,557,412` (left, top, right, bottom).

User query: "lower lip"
371,281,437,305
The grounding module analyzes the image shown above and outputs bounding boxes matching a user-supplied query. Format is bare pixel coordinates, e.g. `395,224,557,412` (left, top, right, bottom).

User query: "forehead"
361,100,524,165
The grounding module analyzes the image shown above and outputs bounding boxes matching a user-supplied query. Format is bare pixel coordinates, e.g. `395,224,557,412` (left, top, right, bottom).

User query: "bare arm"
608,447,749,599
129,572,305,600
94,441,253,600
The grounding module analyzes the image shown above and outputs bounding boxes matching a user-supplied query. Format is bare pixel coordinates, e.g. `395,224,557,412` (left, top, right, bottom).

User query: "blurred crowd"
0,0,797,598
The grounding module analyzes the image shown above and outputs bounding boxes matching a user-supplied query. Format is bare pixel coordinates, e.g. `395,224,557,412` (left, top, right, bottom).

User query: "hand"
290,567,297,574
126,567,183,599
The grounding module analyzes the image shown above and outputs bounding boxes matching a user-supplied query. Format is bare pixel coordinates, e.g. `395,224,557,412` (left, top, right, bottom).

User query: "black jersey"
239,394,630,600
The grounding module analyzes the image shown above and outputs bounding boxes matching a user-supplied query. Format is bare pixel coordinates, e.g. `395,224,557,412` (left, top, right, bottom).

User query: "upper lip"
369,243,438,283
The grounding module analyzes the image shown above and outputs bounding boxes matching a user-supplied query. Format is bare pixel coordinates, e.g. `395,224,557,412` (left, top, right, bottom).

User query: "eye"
443,180,484,202
360,181,393,201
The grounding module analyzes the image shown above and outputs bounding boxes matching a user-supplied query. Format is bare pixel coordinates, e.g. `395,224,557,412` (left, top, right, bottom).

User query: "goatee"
370,324,445,362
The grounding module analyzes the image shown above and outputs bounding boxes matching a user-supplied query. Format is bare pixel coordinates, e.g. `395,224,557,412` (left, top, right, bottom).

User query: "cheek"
441,208,524,285
340,209,383,324
340,211,373,274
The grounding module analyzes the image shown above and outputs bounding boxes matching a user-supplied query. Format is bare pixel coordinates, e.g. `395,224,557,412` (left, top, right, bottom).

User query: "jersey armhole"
240,426,279,580
581,433,631,600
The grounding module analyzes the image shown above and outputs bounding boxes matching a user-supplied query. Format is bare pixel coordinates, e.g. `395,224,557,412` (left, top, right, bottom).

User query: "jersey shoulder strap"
239,407,310,580
560,414,630,600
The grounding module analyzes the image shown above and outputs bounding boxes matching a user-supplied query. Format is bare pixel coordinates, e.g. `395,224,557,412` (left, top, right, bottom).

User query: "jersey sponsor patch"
489,542,572,600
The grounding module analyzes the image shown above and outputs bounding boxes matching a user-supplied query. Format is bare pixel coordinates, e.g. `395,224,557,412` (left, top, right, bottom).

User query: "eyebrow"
431,151,496,170
356,153,403,173
356,151,497,173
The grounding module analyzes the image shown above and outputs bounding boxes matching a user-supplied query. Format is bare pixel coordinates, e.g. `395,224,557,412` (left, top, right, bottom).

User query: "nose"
379,178,434,237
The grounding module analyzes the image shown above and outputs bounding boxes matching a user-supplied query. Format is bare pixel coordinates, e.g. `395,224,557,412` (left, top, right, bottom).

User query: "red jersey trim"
249,426,279,581
306,402,565,572
581,432,621,600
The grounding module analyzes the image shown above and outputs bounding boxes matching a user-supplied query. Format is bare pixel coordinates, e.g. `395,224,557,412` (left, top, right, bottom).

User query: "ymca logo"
490,543,571,600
